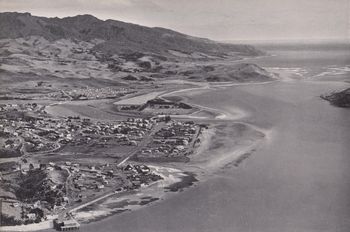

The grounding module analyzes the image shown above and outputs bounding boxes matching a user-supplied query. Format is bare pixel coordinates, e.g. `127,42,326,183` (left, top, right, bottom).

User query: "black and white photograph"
0,1,349,231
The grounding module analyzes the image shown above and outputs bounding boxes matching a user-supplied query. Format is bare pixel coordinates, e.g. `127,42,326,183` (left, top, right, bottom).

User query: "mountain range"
0,12,262,57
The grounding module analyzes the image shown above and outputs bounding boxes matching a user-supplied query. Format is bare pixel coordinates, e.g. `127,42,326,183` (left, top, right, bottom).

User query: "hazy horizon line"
222,38,350,44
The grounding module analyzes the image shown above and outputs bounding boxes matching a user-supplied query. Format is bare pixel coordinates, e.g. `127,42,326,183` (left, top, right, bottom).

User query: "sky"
0,0,349,41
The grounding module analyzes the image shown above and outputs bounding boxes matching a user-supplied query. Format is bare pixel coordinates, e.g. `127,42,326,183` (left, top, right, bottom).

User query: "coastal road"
68,191,117,213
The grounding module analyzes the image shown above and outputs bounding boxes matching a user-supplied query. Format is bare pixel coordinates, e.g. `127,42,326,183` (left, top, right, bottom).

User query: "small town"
0,102,206,229
0,85,136,102
135,120,203,162
48,87,135,101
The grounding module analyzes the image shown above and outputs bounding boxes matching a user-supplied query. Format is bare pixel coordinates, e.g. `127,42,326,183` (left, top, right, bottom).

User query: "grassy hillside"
0,12,263,57
0,12,275,97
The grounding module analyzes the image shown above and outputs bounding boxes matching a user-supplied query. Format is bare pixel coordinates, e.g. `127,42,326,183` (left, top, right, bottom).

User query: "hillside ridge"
0,12,263,57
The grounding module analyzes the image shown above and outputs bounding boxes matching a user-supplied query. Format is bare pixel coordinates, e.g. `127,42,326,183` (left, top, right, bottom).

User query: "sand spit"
188,123,266,175
159,84,247,121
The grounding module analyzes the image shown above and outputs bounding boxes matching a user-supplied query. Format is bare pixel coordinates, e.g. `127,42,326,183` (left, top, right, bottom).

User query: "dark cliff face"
0,12,264,56
322,88,350,108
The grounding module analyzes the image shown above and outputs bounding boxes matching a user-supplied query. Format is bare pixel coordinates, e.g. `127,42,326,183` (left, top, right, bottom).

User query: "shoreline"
69,121,265,230
70,165,198,225
0,81,270,232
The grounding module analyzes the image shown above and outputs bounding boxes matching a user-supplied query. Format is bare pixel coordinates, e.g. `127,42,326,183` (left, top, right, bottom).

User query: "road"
68,191,117,213
117,122,165,166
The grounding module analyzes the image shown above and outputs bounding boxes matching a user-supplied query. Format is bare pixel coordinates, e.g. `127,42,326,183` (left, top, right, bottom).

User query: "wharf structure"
54,218,80,231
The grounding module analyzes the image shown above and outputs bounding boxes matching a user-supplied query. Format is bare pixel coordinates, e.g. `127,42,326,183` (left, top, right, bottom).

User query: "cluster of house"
0,104,46,154
123,164,162,188
0,104,158,154
0,118,56,154
72,117,155,146
0,103,44,112
139,120,199,159
1,137,21,150
63,87,133,100
9,200,48,224
68,163,116,195
46,161,162,207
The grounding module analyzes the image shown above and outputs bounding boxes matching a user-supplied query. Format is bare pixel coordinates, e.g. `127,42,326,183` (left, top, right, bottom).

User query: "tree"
165,115,171,122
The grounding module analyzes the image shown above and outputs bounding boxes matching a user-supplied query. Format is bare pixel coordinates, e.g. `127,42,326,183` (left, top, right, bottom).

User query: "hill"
178,63,276,82
0,12,275,99
0,12,262,57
